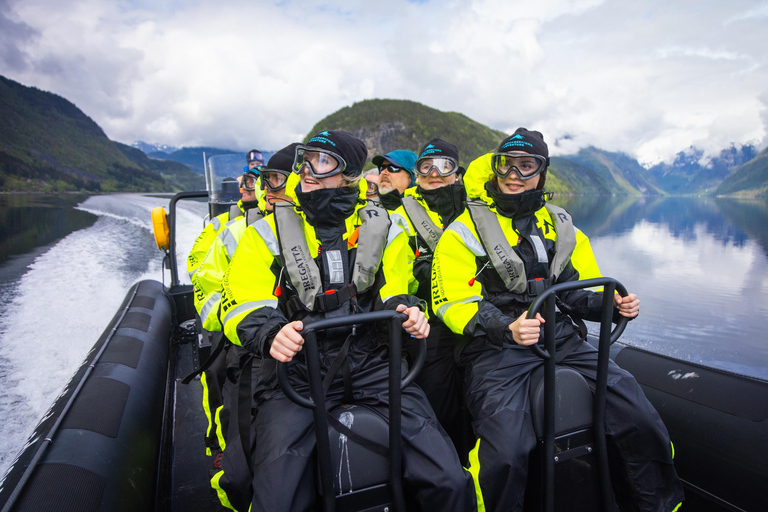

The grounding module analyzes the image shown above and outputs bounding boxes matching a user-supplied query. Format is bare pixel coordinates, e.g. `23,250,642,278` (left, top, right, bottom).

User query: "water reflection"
550,195,768,379
551,195,768,256
0,194,96,267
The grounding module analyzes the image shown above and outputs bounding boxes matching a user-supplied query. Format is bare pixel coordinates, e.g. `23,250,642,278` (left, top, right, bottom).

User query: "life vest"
272,201,391,313
245,207,263,226
229,203,244,221
401,196,442,252
465,201,576,295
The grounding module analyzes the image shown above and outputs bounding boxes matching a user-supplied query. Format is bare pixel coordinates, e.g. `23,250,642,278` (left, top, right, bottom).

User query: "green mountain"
116,143,205,190
302,99,670,195
561,147,665,195
714,146,768,197
547,156,616,195
305,99,508,168
0,75,200,192
148,146,244,175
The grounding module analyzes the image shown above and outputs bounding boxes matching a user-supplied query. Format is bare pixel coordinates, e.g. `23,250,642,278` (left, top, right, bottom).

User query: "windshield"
206,153,245,205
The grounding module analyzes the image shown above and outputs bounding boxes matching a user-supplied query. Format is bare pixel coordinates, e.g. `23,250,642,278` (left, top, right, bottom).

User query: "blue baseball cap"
371,150,418,186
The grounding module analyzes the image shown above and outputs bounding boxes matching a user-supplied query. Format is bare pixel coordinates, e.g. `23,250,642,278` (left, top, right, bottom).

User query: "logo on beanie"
500,136,533,151
308,133,337,147
420,144,443,158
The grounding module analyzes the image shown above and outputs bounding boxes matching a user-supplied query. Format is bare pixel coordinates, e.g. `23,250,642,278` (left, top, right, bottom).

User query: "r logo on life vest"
557,212,569,223
365,209,379,219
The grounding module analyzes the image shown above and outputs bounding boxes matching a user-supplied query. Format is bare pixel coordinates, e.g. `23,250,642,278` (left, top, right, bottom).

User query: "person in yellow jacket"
193,145,298,332
219,130,475,511
389,138,472,458
192,144,296,472
186,152,267,465
191,143,298,510
431,128,683,512
187,151,264,280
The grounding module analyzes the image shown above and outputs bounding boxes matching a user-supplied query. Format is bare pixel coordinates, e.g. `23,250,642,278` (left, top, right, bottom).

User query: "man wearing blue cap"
371,149,418,210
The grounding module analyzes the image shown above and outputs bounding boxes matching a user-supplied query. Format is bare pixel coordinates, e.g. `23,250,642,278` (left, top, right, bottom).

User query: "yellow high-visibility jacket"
187,200,246,280
431,153,602,339
221,180,421,355
390,185,464,309
191,175,297,332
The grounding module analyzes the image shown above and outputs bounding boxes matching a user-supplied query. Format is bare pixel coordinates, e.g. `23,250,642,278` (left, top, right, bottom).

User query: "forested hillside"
715,147,768,197
305,99,507,168
0,75,200,192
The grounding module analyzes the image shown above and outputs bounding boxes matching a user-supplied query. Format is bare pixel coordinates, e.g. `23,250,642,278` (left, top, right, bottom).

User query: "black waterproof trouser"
408,322,473,462
248,343,476,512
201,332,228,456
461,338,685,512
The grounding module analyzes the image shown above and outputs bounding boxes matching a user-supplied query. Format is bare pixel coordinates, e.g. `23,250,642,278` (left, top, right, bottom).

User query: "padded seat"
529,367,594,439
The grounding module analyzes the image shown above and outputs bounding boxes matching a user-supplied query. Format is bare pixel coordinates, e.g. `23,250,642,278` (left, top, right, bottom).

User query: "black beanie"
267,142,299,173
498,128,549,161
306,130,368,177
417,138,459,162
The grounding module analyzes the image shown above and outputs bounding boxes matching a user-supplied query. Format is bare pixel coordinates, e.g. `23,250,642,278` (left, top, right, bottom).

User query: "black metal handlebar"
525,277,630,512
276,310,425,405
167,190,208,287
526,277,629,360
276,309,426,512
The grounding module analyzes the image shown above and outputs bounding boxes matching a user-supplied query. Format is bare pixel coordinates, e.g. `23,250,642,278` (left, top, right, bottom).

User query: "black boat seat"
529,367,594,439
326,404,390,494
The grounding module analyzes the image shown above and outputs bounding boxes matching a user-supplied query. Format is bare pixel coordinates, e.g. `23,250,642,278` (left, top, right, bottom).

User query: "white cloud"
0,0,766,162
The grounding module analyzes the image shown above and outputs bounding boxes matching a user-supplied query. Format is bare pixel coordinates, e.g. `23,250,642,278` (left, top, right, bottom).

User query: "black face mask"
485,182,545,220
418,182,466,227
295,184,360,228
240,199,260,211
378,189,403,210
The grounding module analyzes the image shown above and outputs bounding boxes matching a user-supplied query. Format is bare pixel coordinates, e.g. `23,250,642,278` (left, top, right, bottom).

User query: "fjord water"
0,193,767,476
551,195,768,376
0,193,207,476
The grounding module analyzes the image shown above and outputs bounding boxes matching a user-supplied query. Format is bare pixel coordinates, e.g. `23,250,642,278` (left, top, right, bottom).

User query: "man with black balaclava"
219,130,475,511
389,137,472,458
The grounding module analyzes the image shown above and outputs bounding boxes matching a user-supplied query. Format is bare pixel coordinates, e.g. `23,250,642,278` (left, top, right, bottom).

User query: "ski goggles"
490,153,547,180
293,146,347,178
415,157,459,177
247,150,264,164
365,180,379,195
240,170,260,191
377,163,407,174
259,168,291,192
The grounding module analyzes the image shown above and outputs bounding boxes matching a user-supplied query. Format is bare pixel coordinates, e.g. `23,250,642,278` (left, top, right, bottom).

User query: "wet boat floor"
171,340,230,512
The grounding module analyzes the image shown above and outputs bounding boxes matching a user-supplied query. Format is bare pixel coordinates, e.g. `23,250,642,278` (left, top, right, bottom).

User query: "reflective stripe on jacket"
431,154,602,337
187,200,246,279
220,181,417,352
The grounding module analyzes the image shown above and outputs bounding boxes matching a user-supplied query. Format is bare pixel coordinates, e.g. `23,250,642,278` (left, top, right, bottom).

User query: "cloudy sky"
1,0,767,165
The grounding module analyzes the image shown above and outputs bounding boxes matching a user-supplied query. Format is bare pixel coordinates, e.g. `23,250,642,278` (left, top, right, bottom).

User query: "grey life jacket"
273,201,391,312
401,196,443,253
245,207,263,226
466,201,576,294
229,203,244,221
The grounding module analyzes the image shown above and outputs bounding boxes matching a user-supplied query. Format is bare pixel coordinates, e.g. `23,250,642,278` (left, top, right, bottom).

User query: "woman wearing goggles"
415,157,459,177
292,146,347,180
259,168,290,192
240,170,260,191
490,153,547,181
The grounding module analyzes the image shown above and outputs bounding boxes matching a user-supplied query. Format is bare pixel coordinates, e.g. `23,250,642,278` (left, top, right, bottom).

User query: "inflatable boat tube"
0,279,173,512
